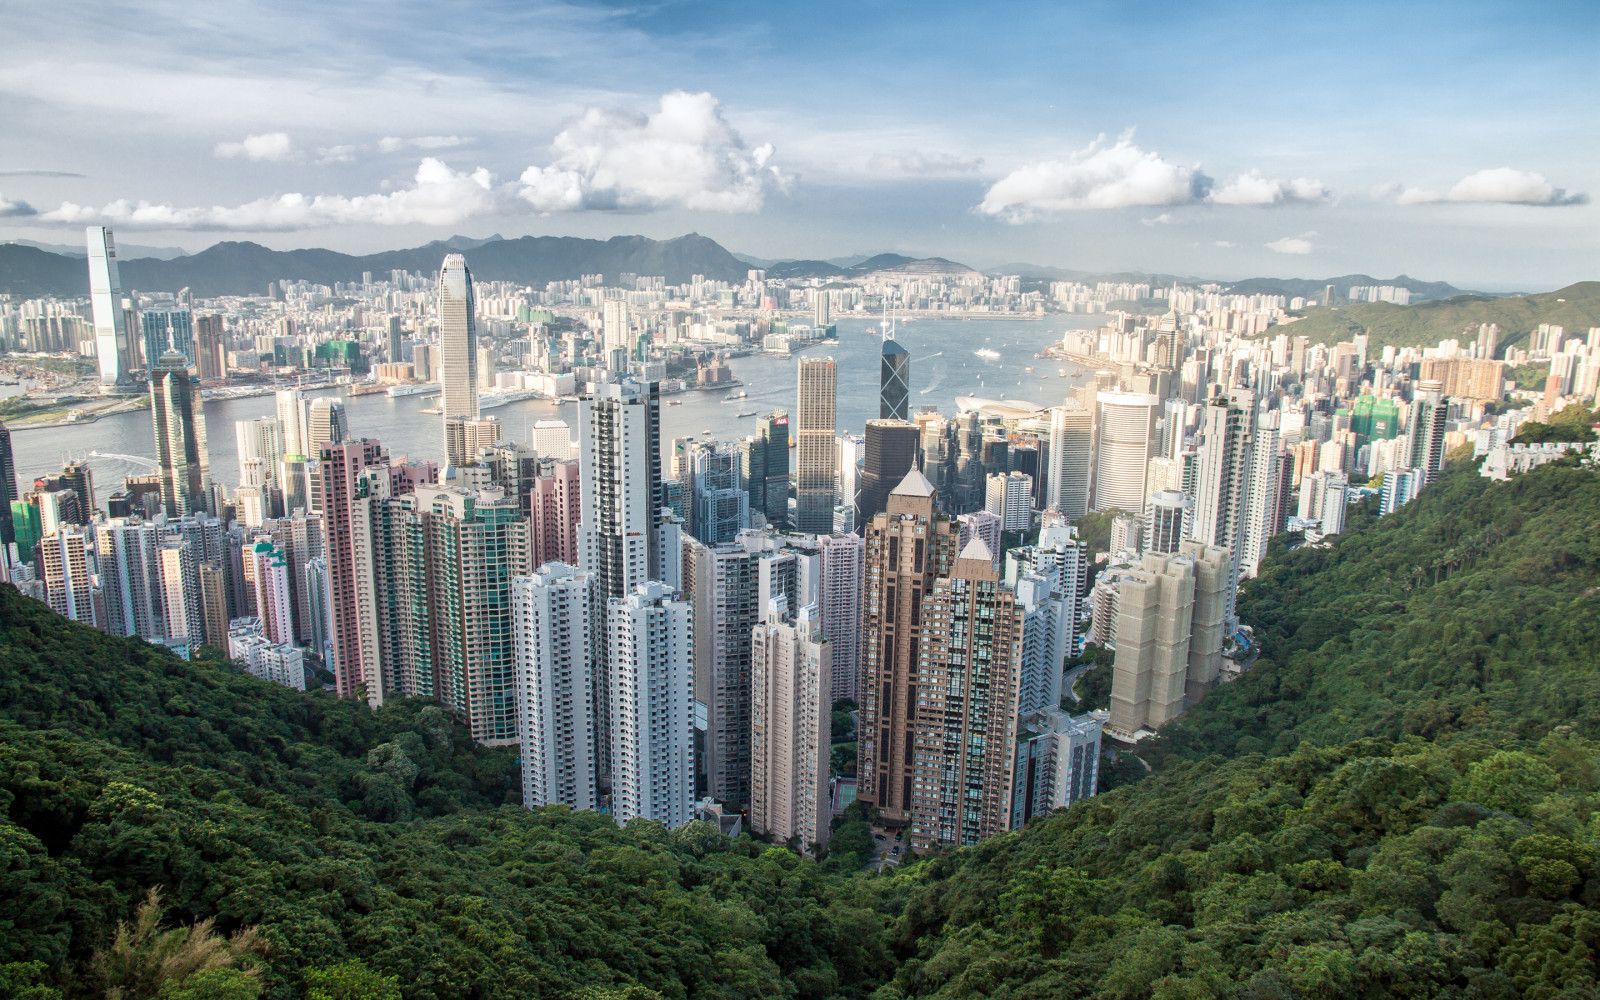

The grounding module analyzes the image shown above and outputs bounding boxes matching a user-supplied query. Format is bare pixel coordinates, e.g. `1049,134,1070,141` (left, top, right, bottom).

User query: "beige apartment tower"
750,599,832,850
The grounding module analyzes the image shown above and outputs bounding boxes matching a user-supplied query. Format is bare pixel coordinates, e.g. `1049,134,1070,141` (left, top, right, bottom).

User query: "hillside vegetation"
1270,281,1600,352
6,457,1600,999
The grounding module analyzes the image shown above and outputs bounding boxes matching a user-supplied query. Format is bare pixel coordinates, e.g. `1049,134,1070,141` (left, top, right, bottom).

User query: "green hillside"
5,456,1600,999
1268,280,1600,353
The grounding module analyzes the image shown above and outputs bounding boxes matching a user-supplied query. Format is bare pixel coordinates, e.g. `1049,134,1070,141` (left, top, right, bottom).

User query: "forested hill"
6,454,1600,999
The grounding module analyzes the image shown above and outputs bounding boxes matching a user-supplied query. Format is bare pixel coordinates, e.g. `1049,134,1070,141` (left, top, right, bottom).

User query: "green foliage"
1509,361,1551,390
1513,404,1598,444
301,962,400,1000
0,963,63,1000
1263,280,1600,351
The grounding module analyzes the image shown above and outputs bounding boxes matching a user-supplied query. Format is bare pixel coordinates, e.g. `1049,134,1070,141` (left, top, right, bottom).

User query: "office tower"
1190,391,1253,630
817,532,864,703
1241,411,1284,578
531,459,581,567
0,420,15,559
687,537,762,805
477,347,496,390
985,471,1034,532
916,412,956,500
306,397,348,453
86,227,132,386
445,416,503,470
880,338,910,420
1094,391,1159,513
835,433,864,532
578,379,662,778
158,539,203,651
141,309,194,372
795,358,838,533
57,461,95,516
513,564,598,811
422,485,530,745
480,440,540,517
1107,541,1228,737
856,419,919,523
321,438,389,699
749,412,790,527
602,296,630,353
950,411,986,513
1411,380,1449,484
236,417,284,500
386,316,405,363
412,343,435,382
438,254,480,464
813,290,830,328
1046,402,1094,517
40,527,99,626
192,314,226,380
609,581,694,828
686,441,747,545
858,469,961,825
150,350,211,517
276,389,308,459
249,541,295,646
532,419,573,459
1146,491,1192,556
35,489,84,534
96,517,165,639
750,599,832,849
911,536,1024,849
1011,710,1102,828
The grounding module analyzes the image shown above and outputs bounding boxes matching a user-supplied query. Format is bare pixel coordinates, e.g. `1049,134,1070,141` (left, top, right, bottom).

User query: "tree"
91,890,266,1000
301,962,401,1000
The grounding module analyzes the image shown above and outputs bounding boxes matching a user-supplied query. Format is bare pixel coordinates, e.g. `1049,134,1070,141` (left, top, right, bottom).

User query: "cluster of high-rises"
9,231,1596,857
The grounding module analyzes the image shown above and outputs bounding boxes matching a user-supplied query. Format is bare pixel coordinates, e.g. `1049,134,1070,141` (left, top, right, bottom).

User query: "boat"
975,348,1001,360
1058,369,1068,376
1025,367,1036,372
736,410,757,418
702,429,714,436
419,406,442,415
664,400,682,406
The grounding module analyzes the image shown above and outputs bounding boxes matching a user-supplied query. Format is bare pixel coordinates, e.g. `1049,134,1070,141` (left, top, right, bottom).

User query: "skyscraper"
150,350,211,517
513,564,598,811
1046,401,1094,517
795,357,838,533
85,226,132,387
753,412,790,527
609,581,694,828
1411,380,1449,484
880,338,910,420
531,460,582,568
1241,409,1284,578
320,438,389,700
438,254,480,465
1094,391,1159,513
911,536,1025,849
858,469,961,826
750,599,832,849
855,419,919,523
816,532,864,703
1190,390,1253,630
141,309,194,372
0,420,18,561
688,537,762,805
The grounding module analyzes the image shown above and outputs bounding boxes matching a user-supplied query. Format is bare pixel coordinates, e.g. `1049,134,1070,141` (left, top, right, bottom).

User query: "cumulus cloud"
1266,234,1315,254
1141,213,1173,226
0,190,38,217
379,135,468,154
518,91,786,213
41,158,497,230
315,145,358,165
870,151,984,175
1208,170,1328,206
214,132,294,161
977,134,1208,220
1394,168,1586,206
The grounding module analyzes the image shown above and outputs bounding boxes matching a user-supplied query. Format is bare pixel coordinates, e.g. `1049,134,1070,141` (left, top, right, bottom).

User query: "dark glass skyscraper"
880,338,910,420
0,419,16,552
150,349,211,517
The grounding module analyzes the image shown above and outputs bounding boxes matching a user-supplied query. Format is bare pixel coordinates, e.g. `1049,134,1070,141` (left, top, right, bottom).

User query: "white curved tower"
1093,391,1159,513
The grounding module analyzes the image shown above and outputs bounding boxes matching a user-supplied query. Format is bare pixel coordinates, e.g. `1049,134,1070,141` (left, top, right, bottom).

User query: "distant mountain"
1271,280,1600,351
0,232,751,297
763,252,978,281
0,238,190,260
1225,273,1481,302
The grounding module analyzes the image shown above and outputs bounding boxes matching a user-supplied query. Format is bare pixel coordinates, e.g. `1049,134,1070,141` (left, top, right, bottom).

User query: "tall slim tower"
750,599,832,849
437,254,480,464
150,350,211,517
86,226,131,387
609,581,695,828
1094,391,1159,513
513,564,598,811
817,532,864,703
880,338,910,420
795,357,837,533
1046,401,1094,517
858,469,961,825
0,420,17,560
1190,391,1253,631
320,438,389,699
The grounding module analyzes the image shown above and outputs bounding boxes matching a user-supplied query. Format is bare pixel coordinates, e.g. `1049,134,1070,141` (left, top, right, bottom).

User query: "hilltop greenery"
1269,280,1600,353
6,456,1600,998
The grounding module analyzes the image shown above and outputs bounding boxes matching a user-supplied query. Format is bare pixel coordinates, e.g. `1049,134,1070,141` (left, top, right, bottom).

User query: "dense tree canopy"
4,455,1600,998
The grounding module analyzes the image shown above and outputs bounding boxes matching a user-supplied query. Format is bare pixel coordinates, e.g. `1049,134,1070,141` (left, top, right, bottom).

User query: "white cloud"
214,132,294,161
517,91,786,213
869,151,984,175
1141,213,1173,226
315,145,358,165
0,190,37,217
378,135,467,154
1266,234,1315,254
1393,168,1587,206
1214,240,1236,247
41,158,498,230
1208,170,1328,206
977,133,1208,221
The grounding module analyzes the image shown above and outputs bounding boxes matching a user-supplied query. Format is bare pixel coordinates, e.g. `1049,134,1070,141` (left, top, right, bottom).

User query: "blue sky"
0,0,1594,288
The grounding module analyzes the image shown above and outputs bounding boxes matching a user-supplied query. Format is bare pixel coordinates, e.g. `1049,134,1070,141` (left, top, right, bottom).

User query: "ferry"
1024,367,1036,372
974,348,1001,360
736,410,758,418
387,382,439,398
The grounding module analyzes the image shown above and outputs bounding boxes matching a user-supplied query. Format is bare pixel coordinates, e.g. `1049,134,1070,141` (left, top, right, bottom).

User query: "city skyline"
0,1,1593,289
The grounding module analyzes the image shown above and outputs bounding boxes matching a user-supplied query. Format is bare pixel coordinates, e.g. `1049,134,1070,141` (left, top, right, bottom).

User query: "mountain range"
0,231,1493,302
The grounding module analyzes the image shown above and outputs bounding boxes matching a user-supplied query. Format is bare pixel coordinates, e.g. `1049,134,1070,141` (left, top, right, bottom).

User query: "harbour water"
10,316,1103,490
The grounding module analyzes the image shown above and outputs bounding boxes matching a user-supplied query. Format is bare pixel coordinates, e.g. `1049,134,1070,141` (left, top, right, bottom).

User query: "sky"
0,0,1595,289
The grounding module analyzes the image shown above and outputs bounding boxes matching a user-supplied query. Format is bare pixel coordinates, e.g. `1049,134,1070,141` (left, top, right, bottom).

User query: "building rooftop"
890,467,936,498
